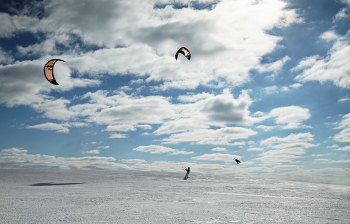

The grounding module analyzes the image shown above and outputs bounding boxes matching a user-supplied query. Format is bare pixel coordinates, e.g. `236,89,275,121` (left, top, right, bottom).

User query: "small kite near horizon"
44,59,65,85
175,47,191,60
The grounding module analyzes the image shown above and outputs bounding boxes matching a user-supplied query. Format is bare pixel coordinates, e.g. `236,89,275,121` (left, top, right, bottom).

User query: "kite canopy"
44,59,65,85
175,47,191,60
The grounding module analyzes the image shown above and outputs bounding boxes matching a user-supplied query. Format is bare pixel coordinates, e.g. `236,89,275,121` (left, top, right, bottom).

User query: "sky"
0,0,349,185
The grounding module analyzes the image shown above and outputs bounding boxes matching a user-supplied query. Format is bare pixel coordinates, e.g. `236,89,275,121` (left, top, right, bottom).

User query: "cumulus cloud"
104,125,136,132
82,150,100,154
334,145,350,151
257,132,318,165
320,30,339,41
269,106,311,129
133,145,194,155
0,148,128,170
334,113,350,142
256,125,275,132
177,92,213,103
263,85,279,94
120,159,147,164
0,47,14,64
0,12,38,38
289,83,302,88
97,146,110,149
161,127,257,145
291,55,320,72
109,133,127,139
192,153,241,163
0,0,302,112
333,7,349,21
247,147,263,151
26,122,70,133
154,89,267,138
294,31,350,88
211,147,227,152
256,56,291,79
262,85,293,94
83,90,176,126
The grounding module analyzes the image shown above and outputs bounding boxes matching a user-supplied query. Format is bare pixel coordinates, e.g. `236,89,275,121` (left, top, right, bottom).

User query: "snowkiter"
184,167,190,180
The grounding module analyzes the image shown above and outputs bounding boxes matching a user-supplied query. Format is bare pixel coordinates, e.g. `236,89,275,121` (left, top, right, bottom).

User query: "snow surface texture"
1,169,349,223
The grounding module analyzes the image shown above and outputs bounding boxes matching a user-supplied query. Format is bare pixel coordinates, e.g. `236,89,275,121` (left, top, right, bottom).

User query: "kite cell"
44,59,65,85
175,47,191,60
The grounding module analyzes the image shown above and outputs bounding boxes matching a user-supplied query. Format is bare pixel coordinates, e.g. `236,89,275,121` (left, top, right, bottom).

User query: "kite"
44,59,65,85
175,47,191,60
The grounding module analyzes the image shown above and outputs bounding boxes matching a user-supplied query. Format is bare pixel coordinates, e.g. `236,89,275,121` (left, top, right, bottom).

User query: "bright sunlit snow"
1,169,349,223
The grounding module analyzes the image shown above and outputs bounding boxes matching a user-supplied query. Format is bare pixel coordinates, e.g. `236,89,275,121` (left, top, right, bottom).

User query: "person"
235,158,241,164
184,167,190,180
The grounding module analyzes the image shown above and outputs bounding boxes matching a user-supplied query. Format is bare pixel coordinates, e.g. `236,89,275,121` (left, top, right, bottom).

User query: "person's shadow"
29,182,84,186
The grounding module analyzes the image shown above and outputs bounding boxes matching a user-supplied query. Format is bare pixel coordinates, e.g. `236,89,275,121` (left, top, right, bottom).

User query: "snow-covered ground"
1,169,349,223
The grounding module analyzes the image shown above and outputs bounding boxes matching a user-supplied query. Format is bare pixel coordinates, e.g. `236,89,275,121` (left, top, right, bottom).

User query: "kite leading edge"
44,59,65,85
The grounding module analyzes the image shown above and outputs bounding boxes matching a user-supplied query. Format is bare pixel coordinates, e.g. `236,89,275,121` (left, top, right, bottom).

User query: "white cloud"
334,145,350,151
154,89,268,137
136,124,153,130
0,60,100,110
260,132,315,146
281,86,289,91
82,150,100,154
177,92,213,103
262,85,291,94
133,145,194,155
256,56,291,79
256,125,275,131
70,122,89,127
295,31,350,88
247,147,263,151
269,106,311,129
334,113,350,142
26,122,69,133
289,83,302,88
211,147,227,152
338,96,350,102
104,125,136,132
0,148,128,170
97,146,110,149
291,55,320,72
0,47,14,64
192,153,241,163
314,158,350,164
161,127,257,145
120,159,147,164
263,85,279,94
257,132,318,165
320,31,339,41
0,13,38,38
0,0,302,112
333,8,349,22
109,133,127,139
84,90,176,126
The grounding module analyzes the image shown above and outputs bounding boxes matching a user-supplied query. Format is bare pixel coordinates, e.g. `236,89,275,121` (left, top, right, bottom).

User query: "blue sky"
0,0,349,185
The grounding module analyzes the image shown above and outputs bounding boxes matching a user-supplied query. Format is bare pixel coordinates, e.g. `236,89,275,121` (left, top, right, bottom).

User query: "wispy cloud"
26,122,69,133
295,31,350,88
192,153,241,163
82,150,100,155
133,145,194,155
